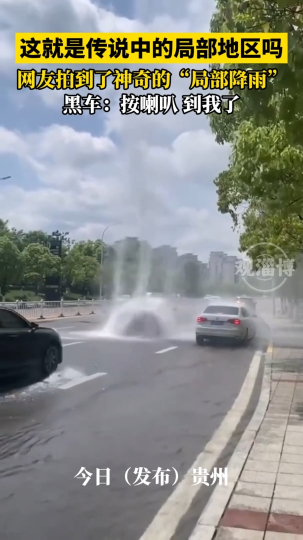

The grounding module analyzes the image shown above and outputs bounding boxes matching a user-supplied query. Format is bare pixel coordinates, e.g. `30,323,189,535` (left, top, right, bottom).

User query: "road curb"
139,349,264,540
188,346,272,539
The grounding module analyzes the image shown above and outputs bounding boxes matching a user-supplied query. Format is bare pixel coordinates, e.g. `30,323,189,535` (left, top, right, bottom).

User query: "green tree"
21,230,50,249
67,240,109,265
0,222,51,252
0,236,23,296
239,210,303,261
63,242,101,296
22,243,61,294
64,251,100,295
73,240,115,296
209,0,303,261
0,219,10,236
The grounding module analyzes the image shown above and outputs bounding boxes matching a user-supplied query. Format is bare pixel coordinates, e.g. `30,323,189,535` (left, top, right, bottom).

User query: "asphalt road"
0,315,261,540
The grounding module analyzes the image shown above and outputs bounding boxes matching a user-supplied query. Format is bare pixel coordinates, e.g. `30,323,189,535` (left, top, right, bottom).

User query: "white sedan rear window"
203,305,239,315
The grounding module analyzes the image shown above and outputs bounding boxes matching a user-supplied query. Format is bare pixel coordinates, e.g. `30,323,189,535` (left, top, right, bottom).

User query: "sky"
0,0,239,262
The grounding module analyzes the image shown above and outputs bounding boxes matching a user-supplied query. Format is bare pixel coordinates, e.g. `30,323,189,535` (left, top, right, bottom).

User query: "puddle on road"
66,327,195,343
0,367,86,402
0,370,82,474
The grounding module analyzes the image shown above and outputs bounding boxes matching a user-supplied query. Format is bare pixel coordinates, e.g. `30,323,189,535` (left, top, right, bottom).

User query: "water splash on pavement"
90,296,176,341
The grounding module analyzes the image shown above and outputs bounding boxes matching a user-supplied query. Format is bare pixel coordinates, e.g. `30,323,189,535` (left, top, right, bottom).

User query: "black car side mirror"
30,321,38,329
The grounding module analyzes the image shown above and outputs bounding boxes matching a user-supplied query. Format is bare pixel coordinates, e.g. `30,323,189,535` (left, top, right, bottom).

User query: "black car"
0,307,62,380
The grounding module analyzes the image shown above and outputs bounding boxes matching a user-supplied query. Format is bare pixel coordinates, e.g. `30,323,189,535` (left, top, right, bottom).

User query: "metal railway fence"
0,299,101,320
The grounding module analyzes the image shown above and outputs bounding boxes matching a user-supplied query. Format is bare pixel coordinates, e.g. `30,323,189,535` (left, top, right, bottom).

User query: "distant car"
236,296,256,314
0,307,62,380
195,301,256,345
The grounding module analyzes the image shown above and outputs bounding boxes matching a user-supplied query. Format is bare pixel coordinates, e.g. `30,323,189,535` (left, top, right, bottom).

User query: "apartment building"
209,251,238,284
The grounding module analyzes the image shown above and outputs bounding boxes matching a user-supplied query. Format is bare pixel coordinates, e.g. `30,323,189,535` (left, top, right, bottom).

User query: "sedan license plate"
211,321,223,325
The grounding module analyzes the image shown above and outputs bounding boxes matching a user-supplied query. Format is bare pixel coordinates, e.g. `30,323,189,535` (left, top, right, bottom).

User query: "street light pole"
99,225,113,300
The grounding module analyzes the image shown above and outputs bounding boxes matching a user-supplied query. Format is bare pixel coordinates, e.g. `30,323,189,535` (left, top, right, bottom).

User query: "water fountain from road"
99,295,175,340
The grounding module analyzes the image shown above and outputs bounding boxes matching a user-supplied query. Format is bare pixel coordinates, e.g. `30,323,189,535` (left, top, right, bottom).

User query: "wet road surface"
0,316,261,540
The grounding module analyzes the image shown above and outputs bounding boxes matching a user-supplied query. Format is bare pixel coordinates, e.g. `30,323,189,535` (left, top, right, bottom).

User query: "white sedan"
195,301,256,345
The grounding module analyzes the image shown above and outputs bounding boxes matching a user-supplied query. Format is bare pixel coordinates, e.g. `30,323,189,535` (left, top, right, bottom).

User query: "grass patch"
1,289,95,302
3,289,42,302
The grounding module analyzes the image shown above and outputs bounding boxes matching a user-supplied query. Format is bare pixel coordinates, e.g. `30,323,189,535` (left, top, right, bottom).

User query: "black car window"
203,305,239,315
0,309,29,329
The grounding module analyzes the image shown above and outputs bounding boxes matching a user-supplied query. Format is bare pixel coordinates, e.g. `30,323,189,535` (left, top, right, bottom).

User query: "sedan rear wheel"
196,335,205,346
42,344,60,376
242,329,249,346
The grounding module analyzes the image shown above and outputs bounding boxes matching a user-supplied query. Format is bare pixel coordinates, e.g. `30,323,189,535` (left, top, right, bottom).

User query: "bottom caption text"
74,466,228,487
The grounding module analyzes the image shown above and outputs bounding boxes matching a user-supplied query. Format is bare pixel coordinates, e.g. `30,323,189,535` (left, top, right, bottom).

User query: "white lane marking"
139,350,263,540
189,359,271,536
60,372,107,389
62,342,82,347
155,346,178,354
60,336,82,340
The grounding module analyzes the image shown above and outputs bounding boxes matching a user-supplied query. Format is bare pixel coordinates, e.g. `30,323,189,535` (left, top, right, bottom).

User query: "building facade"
208,251,239,284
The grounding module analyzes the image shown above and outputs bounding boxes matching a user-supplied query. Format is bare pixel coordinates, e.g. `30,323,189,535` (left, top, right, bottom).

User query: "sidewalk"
269,319,303,331
193,346,303,539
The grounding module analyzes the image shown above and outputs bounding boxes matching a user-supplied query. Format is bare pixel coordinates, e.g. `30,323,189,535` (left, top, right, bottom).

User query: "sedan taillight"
228,318,241,325
197,316,207,322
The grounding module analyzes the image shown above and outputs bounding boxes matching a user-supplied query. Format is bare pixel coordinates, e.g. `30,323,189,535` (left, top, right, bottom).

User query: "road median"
28,312,98,322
